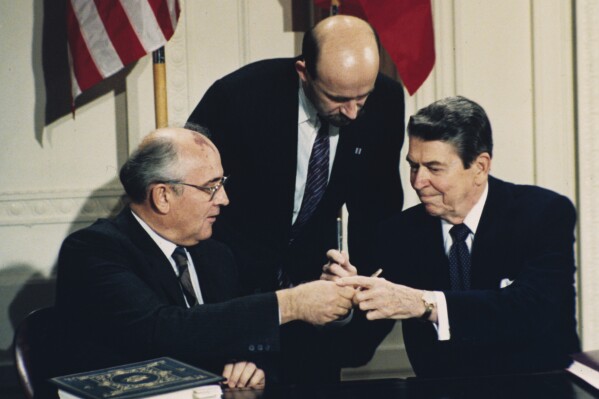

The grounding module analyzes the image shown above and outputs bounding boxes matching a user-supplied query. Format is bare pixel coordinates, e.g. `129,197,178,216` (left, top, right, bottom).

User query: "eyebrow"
406,157,445,168
196,176,223,186
323,89,374,103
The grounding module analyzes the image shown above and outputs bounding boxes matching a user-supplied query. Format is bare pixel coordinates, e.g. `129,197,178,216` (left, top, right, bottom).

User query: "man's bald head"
297,16,380,126
301,15,379,80
120,127,217,203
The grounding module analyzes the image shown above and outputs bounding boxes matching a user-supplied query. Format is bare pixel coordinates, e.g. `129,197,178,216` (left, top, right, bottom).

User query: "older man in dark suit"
55,127,355,387
338,96,580,377
186,15,404,383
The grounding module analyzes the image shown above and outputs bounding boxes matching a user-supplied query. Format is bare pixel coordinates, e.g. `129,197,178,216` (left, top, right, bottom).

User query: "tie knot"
450,224,470,242
172,247,188,271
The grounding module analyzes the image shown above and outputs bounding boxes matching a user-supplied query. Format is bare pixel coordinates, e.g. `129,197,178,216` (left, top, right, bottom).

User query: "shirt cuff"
327,308,354,327
433,291,450,341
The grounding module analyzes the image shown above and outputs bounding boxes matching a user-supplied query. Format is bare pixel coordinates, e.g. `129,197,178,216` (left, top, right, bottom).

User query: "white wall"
1,0,593,381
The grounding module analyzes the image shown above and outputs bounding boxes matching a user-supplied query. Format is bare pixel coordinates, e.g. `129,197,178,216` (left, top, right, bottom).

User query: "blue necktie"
291,119,330,239
448,224,471,290
172,246,197,307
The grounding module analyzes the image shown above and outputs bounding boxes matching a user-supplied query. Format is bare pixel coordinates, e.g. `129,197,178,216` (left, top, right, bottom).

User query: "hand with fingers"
336,276,430,321
320,249,358,282
276,280,355,325
222,361,265,390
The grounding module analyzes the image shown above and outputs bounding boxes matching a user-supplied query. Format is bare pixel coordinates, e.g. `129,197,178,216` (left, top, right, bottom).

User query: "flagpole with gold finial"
152,47,168,128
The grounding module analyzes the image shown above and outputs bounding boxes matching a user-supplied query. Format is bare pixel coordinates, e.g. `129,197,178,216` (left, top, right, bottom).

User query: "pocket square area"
500,278,514,288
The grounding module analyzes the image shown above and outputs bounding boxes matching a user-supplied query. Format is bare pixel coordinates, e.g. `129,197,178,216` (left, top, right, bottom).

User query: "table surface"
222,372,599,399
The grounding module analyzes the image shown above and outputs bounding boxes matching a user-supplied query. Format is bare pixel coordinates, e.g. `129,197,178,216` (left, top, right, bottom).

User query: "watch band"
419,291,436,321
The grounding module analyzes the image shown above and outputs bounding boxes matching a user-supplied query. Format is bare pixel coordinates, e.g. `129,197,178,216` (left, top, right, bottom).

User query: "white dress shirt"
131,210,204,306
292,85,340,224
432,182,489,340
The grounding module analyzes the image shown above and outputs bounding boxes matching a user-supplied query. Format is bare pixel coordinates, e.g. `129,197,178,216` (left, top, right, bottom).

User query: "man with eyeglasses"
55,127,355,388
186,15,404,383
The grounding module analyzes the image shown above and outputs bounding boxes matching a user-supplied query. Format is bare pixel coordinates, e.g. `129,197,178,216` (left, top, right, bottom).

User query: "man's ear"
149,184,171,214
473,152,491,185
295,59,309,83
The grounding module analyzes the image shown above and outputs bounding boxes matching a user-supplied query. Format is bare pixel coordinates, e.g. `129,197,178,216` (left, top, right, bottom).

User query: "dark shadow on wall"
33,0,133,146
2,179,126,392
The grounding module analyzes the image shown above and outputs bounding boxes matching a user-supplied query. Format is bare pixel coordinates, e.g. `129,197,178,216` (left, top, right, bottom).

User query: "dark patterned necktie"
448,224,471,290
291,119,330,239
172,246,197,307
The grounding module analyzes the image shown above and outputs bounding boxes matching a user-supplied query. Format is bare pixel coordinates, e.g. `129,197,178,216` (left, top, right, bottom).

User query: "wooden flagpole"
152,47,168,128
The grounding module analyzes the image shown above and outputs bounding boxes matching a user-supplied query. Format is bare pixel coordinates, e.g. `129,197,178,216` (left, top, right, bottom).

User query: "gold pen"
370,268,383,278
357,269,383,291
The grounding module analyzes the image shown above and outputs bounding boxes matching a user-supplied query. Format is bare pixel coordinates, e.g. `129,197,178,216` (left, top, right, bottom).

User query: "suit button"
249,345,255,351
257,345,263,351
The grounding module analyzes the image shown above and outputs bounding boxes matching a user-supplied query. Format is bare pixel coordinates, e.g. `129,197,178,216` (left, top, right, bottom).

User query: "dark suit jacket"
378,176,580,377
187,58,404,382
54,208,280,378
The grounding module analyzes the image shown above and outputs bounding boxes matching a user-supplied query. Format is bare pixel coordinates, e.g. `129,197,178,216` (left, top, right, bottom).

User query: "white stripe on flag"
71,0,124,78
119,0,167,53
166,0,178,32
67,46,82,98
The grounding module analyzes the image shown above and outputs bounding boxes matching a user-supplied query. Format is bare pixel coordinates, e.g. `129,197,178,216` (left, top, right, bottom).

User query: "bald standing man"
187,16,404,383
55,128,356,388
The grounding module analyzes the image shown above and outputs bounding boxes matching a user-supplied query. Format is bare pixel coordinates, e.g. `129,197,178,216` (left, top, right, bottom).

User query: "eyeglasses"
160,176,228,201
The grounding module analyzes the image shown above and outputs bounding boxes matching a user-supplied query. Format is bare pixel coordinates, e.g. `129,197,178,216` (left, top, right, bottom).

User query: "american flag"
66,0,180,101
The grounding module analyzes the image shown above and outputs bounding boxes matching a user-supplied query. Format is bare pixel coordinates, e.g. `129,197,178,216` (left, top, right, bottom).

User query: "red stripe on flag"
66,0,103,92
93,0,147,66
174,0,181,20
148,0,175,39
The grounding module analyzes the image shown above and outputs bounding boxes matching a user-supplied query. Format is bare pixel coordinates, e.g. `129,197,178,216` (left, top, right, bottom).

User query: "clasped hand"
321,250,426,320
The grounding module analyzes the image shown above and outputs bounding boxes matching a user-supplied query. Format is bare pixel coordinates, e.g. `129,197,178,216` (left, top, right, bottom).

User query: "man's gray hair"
119,126,210,203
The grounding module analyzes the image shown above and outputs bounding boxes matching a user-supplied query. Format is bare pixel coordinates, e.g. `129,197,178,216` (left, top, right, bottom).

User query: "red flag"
314,0,435,95
66,0,180,101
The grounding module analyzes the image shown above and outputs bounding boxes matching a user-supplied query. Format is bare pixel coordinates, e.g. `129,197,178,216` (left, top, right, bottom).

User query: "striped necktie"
291,119,330,240
172,246,197,307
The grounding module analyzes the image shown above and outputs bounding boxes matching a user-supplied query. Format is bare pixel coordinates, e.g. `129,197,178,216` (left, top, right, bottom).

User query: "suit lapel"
419,212,452,290
271,73,301,232
115,209,187,307
187,248,214,303
470,177,512,287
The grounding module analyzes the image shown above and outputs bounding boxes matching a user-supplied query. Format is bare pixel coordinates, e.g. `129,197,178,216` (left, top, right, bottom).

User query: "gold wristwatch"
420,291,436,321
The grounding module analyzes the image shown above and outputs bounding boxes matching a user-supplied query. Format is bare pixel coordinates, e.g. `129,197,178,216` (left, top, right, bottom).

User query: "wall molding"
166,0,190,127
0,188,125,226
236,0,251,67
576,0,599,350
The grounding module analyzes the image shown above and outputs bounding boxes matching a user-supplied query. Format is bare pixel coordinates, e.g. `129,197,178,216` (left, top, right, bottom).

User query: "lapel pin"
354,147,362,155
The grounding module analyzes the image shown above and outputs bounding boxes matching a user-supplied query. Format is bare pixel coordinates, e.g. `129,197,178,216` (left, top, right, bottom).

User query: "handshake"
275,250,368,325
276,250,429,325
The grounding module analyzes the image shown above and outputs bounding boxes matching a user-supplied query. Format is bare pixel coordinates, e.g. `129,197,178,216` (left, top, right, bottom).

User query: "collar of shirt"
441,182,489,254
130,210,204,305
131,210,178,263
298,84,318,126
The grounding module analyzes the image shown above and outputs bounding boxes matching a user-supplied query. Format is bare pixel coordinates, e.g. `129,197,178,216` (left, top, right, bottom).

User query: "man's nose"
411,169,429,190
215,186,230,206
340,100,359,120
